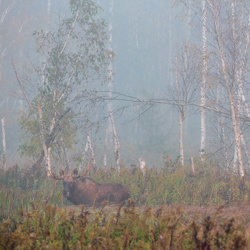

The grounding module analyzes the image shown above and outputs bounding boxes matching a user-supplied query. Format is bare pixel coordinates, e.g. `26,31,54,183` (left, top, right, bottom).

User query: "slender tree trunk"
86,133,96,172
108,0,114,110
201,0,207,158
212,0,244,177
217,87,229,169
104,127,108,168
1,118,6,170
232,3,250,169
175,56,184,165
237,90,250,168
232,3,250,119
139,158,146,176
234,145,238,172
190,157,195,174
109,111,121,171
47,0,50,15
38,104,51,176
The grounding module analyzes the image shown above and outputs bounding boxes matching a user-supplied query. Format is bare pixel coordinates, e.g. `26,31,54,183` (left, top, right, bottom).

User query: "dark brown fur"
58,169,130,206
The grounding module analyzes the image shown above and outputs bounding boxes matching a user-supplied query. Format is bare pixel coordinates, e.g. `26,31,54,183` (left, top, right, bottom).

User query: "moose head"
48,163,89,198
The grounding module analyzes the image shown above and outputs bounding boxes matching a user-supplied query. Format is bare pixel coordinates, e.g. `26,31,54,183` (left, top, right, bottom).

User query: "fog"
0,0,246,170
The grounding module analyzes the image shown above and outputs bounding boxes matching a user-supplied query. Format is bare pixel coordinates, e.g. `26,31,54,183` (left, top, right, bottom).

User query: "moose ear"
73,168,78,176
59,169,65,176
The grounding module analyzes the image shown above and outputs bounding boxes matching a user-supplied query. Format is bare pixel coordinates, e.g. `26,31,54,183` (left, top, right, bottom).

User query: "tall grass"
0,165,65,222
93,157,250,207
0,200,247,249
1,156,250,221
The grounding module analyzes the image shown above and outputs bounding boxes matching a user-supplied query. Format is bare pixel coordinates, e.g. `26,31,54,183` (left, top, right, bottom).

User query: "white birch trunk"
175,56,184,165
37,104,51,176
169,13,173,87
190,157,195,174
241,133,250,168
237,93,250,168
86,133,96,172
110,111,121,171
104,127,108,168
1,118,6,170
217,87,229,169
84,142,89,153
139,158,146,176
108,0,114,111
234,144,238,172
232,3,250,119
232,3,250,169
47,0,50,15
200,0,207,158
212,0,244,177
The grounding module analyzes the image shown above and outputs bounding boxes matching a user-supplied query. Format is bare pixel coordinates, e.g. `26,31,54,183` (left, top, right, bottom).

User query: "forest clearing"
2,0,250,249
1,161,250,249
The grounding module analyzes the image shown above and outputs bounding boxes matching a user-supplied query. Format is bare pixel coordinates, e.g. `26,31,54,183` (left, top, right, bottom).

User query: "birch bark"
108,0,114,111
47,0,50,15
110,111,121,171
104,127,108,168
37,104,51,176
139,158,146,176
232,2,250,119
86,133,96,172
200,0,207,158
217,87,229,169
231,2,250,168
175,56,184,165
212,0,244,177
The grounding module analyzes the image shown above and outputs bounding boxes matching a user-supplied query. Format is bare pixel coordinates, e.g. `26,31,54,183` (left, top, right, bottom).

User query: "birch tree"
166,42,200,165
211,0,244,176
175,56,184,165
200,0,207,158
110,111,121,171
17,0,113,171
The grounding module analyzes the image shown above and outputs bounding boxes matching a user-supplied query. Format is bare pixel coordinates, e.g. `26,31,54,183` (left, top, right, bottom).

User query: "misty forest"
1,0,250,249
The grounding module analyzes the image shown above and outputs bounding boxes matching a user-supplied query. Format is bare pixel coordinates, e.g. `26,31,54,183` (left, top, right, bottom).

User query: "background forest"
0,0,250,177
2,1,250,249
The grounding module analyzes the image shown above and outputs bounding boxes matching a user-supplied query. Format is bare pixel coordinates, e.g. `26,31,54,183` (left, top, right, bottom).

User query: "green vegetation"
0,200,247,249
1,158,250,249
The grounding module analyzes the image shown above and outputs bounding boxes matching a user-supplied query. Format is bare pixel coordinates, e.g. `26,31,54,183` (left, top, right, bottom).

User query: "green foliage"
92,158,250,207
0,200,247,249
0,165,67,222
18,0,113,160
1,161,250,248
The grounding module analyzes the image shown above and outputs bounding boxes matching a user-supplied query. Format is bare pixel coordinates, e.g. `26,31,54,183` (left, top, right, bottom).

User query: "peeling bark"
212,0,244,177
86,133,96,172
104,127,108,168
110,111,121,171
175,56,184,165
200,0,207,158
38,104,51,176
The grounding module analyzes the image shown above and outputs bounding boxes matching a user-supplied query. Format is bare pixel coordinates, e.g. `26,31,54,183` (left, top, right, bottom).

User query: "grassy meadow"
1,157,250,249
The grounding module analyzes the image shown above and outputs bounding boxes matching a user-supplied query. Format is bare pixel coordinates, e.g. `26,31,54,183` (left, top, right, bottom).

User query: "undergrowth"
1,157,250,248
0,200,247,249
1,157,250,221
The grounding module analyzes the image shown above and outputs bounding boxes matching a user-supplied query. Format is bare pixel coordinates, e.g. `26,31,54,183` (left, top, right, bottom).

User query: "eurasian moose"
48,164,130,206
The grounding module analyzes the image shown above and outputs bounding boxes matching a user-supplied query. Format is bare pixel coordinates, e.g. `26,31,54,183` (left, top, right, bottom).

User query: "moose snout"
63,190,70,197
